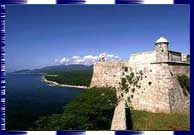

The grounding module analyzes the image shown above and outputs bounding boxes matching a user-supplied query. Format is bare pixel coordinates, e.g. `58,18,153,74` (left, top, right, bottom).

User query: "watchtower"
155,37,169,62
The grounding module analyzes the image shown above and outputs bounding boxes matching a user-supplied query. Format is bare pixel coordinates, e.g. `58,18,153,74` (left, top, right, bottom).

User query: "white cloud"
56,53,119,65
59,57,70,64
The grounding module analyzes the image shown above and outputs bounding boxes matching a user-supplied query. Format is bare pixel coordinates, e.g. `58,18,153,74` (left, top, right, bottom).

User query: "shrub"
139,70,143,76
124,67,128,72
128,97,131,103
45,70,93,87
126,73,134,84
131,88,135,93
121,78,128,90
177,75,190,96
34,87,117,130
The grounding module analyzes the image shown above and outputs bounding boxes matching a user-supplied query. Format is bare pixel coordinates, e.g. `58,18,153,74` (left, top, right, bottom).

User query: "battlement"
128,37,190,64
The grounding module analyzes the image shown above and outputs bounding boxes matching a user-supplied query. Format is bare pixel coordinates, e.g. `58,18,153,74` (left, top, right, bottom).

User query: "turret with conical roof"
155,37,169,44
155,37,169,62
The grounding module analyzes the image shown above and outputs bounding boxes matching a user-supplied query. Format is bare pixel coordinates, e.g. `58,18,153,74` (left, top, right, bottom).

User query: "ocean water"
6,73,84,130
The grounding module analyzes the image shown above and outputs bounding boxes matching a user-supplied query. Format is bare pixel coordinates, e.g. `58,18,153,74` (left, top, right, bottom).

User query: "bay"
6,73,84,130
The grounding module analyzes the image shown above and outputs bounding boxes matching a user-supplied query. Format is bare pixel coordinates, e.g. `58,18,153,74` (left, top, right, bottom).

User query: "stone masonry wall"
111,99,127,130
168,75,190,113
168,64,190,113
90,61,126,88
129,51,156,64
121,63,171,113
90,61,190,114
169,64,190,77
156,43,169,62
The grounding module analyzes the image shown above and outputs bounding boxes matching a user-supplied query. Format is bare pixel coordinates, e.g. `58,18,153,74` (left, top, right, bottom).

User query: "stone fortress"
90,37,190,114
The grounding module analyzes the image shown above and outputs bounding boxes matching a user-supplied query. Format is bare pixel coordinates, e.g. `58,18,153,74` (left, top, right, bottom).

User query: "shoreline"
41,75,88,89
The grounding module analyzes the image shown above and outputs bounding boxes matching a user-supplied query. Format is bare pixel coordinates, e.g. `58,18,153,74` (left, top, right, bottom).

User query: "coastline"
41,75,88,89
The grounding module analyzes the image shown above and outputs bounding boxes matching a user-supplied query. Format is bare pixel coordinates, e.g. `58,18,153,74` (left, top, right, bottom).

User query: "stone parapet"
111,99,127,130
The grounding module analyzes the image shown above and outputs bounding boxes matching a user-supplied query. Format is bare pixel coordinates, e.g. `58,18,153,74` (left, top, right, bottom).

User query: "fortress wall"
168,76,190,113
169,64,190,77
90,61,190,113
111,99,127,130
129,51,156,64
124,63,189,113
123,63,171,113
168,64,190,113
90,61,127,88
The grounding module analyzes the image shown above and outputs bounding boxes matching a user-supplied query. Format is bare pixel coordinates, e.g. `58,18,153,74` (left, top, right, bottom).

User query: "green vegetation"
120,78,128,91
119,71,143,107
34,87,117,130
177,75,190,96
126,110,190,130
123,67,128,72
45,70,93,87
33,84,189,130
126,73,134,84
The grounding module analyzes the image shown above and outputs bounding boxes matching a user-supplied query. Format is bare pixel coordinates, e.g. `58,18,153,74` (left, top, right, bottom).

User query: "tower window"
161,49,164,52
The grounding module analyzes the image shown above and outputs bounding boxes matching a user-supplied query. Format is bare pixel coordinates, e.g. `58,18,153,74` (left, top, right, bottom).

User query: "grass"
127,110,190,130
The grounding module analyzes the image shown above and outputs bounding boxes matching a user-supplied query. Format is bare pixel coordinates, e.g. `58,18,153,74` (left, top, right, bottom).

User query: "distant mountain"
13,64,93,74
13,69,32,74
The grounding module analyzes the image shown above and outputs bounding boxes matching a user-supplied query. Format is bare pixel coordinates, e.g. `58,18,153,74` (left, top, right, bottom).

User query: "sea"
6,73,84,130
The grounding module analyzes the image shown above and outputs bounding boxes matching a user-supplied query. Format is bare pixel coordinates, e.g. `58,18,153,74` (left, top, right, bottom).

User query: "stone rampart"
90,61,126,88
168,63,190,77
111,99,127,130
90,61,190,114
89,37,190,130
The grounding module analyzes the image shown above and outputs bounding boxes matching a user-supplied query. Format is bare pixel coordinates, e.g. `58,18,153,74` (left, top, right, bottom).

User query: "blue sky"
6,5,189,72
